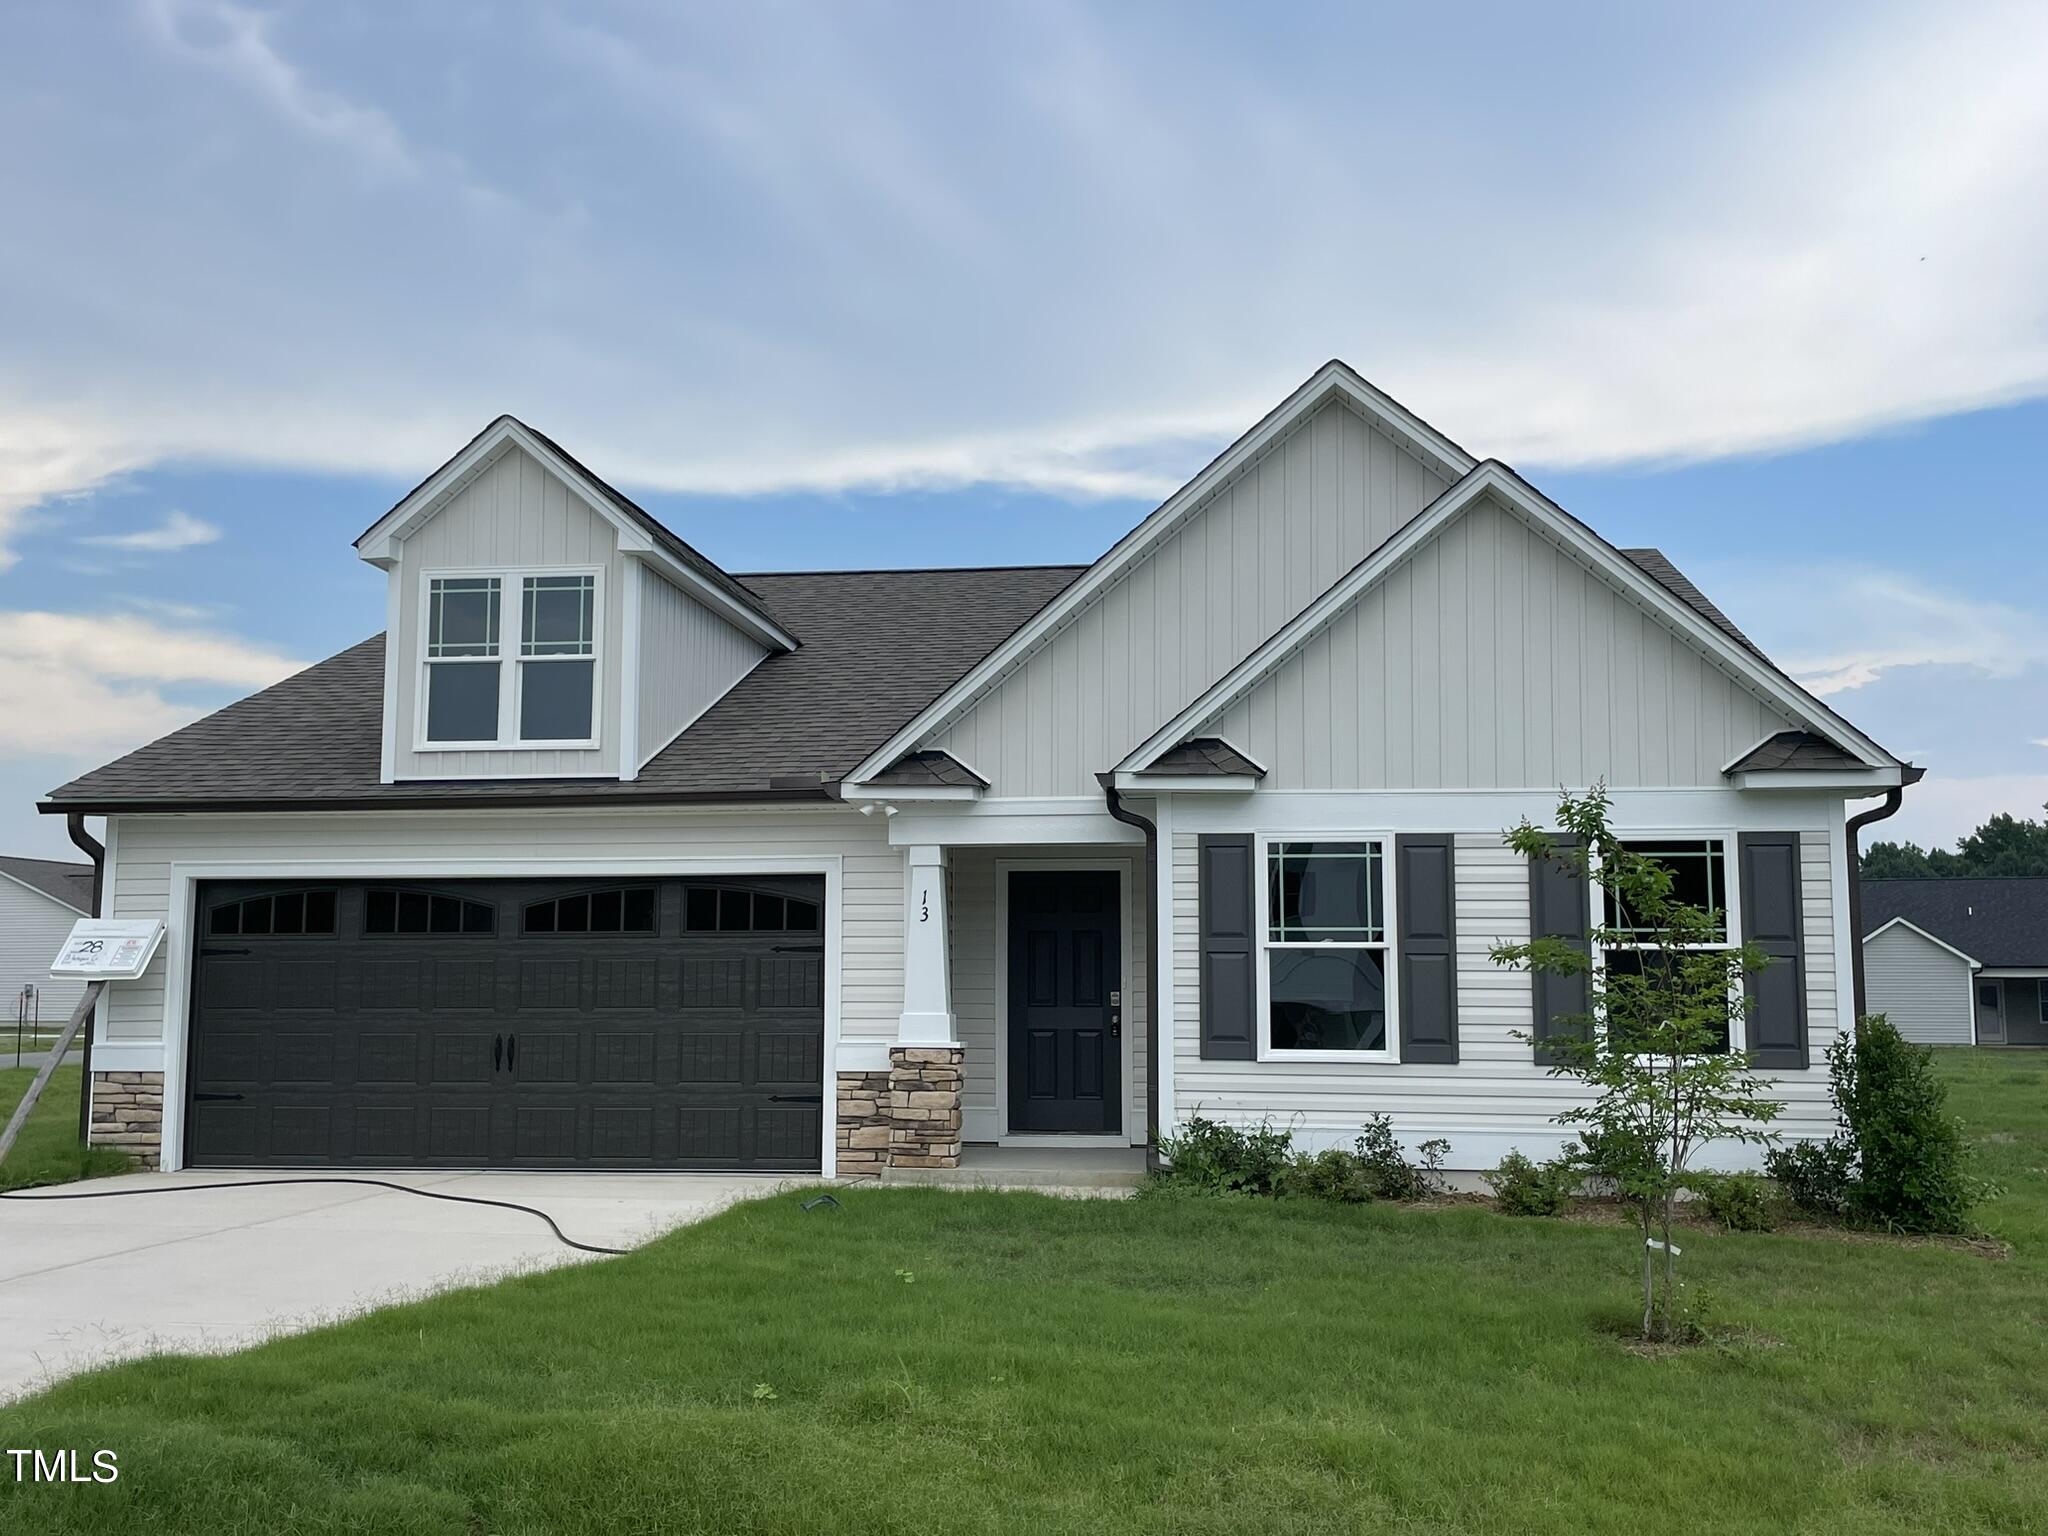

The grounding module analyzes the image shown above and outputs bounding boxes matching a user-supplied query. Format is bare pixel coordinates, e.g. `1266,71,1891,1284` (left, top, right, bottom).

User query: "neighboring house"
42,361,1917,1174
1863,879,2048,1046
0,855,94,1035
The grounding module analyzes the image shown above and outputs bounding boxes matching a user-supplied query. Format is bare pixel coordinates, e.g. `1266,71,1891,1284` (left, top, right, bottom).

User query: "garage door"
184,876,825,1170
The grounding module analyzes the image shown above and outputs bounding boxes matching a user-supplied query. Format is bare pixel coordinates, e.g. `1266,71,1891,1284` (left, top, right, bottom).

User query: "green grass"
3,1054,2046,1533
0,1065,132,1192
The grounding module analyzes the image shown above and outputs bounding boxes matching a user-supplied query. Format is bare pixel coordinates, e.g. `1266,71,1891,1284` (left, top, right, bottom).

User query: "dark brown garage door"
184,876,825,1170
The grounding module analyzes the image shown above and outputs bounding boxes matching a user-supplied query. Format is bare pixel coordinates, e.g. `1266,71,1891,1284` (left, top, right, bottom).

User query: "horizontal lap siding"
1863,926,1974,1045
102,809,902,1045
0,881,89,1026
950,845,1148,1140
933,403,1449,797
1170,830,1843,1162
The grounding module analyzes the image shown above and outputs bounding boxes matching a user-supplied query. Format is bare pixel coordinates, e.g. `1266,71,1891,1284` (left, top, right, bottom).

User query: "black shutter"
1198,834,1257,1060
1740,832,1809,1069
1395,834,1459,1063
1528,836,1591,1064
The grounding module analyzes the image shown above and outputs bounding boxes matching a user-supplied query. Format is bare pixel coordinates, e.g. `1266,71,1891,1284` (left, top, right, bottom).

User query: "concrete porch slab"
881,1143,1148,1192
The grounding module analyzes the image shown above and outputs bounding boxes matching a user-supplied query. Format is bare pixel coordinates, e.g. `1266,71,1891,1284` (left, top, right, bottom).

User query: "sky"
1,0,2045,860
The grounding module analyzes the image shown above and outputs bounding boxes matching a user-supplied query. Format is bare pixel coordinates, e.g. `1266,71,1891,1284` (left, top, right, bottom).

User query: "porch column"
890,844,963,1170
898,844,956,1045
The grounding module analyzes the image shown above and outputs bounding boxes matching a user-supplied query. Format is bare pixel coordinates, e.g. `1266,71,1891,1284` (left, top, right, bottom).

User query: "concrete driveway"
0,1169,798,1400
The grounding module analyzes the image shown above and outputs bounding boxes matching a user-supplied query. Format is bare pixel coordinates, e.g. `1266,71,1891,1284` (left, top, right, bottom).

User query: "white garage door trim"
157,855,843,1175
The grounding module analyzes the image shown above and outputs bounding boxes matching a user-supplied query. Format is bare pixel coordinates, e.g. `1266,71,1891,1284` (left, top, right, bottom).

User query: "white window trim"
418,566,605,751
1589,831,1745,1053
1254,831,1401,1064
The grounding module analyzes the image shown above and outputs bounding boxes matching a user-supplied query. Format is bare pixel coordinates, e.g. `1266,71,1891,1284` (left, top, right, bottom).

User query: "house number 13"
920,888,930,923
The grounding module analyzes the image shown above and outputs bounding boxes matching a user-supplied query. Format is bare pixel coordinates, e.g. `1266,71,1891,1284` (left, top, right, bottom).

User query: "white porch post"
899,844,957,1045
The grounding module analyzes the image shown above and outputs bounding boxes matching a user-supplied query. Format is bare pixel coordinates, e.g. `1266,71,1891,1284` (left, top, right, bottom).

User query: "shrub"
1834,1016,1991,1234
1354,1115,1443,1201
1685,1171,1777,1232
1155,1114,1293,1195
1275,1146,1376,1203
1486,1148,1579,1216
1763,1138,1854,1219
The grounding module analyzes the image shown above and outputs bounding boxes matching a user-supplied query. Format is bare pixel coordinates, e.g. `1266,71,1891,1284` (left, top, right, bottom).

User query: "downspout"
1845,782,1911,1021
1098,775,1161,1169
65,812,105,1144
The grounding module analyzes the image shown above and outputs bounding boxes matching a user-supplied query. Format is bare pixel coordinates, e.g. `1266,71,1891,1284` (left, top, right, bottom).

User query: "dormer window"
423,569,600,747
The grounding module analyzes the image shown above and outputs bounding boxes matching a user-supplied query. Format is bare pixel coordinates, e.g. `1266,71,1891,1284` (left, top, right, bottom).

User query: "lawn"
2,1054,2045,1534
0,1065,132,1192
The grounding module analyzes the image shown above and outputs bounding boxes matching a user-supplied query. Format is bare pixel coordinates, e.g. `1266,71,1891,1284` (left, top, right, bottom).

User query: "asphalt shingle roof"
1725,730,1866,774
45,565,1083,810
1141,738,1266,777
0,854,94,913
1863,879,2048,969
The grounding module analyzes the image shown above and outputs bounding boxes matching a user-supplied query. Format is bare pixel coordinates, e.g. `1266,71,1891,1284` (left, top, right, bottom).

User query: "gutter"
1845,783,1912,1020
38,785,841,817
64,812,104,1144
1098,775,1161,1170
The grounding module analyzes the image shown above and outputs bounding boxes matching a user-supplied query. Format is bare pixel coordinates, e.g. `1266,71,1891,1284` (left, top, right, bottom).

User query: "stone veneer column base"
887,1045,964,1170
90,1071,164,1169
834,1068,894,1177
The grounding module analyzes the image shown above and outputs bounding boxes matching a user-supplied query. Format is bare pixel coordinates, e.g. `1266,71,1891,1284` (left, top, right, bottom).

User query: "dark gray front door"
1007,870,1121,1134
185,876,824,1170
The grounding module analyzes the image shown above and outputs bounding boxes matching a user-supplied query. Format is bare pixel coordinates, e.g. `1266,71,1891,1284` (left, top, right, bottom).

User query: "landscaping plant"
1684,1171,1778,1232
1491,785,1782,1341
1486,1148,1580,1217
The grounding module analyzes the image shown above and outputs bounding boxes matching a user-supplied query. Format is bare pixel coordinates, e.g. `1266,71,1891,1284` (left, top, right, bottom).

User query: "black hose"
0,1176,630,1255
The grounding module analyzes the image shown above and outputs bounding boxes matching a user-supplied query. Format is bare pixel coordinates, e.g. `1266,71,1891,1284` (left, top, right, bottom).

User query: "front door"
1007,870,1121,1134
1976,980,2007,1044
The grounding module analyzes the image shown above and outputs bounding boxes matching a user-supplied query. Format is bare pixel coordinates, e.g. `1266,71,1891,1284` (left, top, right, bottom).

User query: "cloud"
0,611,305,759
1877,772,2048,853
78,509,222,552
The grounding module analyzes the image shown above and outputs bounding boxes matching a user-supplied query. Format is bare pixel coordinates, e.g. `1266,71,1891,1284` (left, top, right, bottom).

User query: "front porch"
835,839,1154,1177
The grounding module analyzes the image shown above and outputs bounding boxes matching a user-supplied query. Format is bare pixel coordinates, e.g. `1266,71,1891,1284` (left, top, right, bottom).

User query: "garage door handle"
193,1092,245,1102
493,1034,503,1072
507,1034,517,1071
772,944,823,953
769,1094,822,1104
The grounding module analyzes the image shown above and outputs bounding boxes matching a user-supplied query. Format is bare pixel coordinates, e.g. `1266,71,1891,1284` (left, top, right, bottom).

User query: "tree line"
1862,805,2048,879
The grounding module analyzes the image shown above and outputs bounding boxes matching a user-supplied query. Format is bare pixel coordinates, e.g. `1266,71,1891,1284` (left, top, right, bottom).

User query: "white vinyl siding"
948,845,1149,1143
1201,497,1800,789
96,808,904,1048
932,400,1450,796
0,878,89,1031
1171,826,1845,1168
635,567,767,770
1864,922,1976,1045
391,446,625,779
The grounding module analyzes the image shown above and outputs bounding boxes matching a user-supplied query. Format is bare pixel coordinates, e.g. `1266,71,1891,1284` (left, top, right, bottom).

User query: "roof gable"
1118,462,1905,776
845,360,1477,785
355,416,797,652
1862,879,2048,968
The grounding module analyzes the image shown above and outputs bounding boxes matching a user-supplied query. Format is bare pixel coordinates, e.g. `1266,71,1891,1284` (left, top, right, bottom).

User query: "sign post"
0,919,167,1170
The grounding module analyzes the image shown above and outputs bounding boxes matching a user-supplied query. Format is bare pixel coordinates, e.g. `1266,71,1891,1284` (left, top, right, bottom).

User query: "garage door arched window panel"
683,883,821,934
363,887,497,936
208,888,339,938
523,885,657,935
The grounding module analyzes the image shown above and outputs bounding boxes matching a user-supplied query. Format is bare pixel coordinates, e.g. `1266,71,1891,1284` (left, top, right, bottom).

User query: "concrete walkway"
0,1169,796,1400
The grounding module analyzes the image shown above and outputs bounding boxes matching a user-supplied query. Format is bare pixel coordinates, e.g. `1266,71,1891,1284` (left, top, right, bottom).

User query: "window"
364,888,496,935
524,886,657,934
683,885,820,933
1262,841,1391,1055
209,889,337,937
1596,838,1735,1052
421,570,598,747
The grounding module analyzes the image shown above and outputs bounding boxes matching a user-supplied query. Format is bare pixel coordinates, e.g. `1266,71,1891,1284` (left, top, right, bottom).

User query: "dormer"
355,417,797,783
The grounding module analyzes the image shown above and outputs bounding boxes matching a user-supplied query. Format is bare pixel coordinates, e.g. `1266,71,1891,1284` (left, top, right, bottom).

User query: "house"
1863,879,2048,1046
41,361,1917,1175
0,855,94,1036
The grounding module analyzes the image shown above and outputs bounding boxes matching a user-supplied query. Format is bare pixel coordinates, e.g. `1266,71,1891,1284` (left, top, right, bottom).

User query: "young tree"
1491,786,1782,1341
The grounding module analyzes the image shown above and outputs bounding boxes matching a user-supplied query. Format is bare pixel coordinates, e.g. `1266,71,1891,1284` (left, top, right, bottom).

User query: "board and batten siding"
96,809,905,1050
0,878,89,1029
1170,828,1843,1167
1864,923,1975,1046
948,845,1149,1143
932,400,1450,797
391,445,626,780
1202,497,1799,789
635,567,767,770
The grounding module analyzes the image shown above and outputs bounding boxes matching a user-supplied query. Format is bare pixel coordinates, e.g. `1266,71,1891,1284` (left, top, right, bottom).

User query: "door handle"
1110,1013,1121,1039
493,1034,503,1072
507,1033,517,1072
